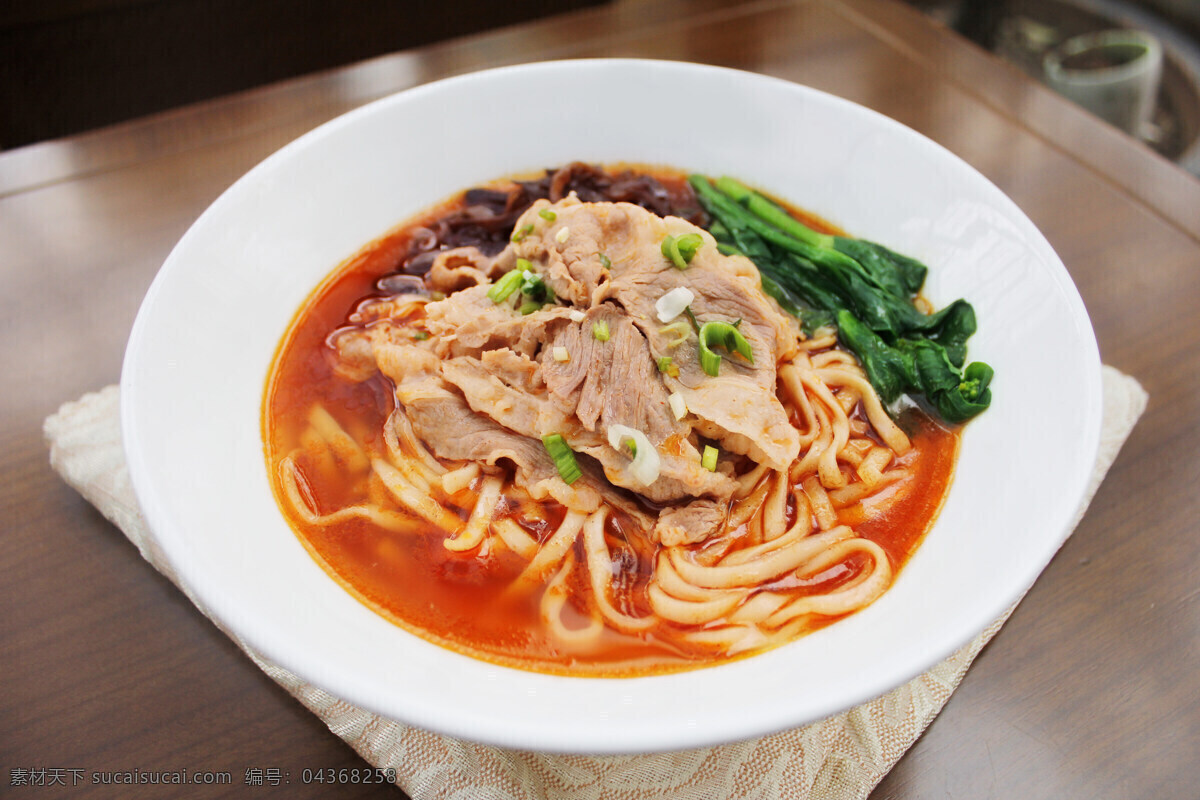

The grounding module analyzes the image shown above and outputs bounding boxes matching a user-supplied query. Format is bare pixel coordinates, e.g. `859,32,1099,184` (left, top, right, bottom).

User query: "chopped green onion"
518,300,541,315
701,445,719,472
538,208,557,221
412,330,430,341
516,257,533,271
661,233,704,269
592,320,610,342
511,223,534,243
542,434,582,485
657,356,679,377
598,252,612,270
698,321,755,377
658,321,690,348
487,269,523,303
606,425,660,486
676,233,703,261
668,391,687,420
655,286,695,322
519,271,549,302
683,306,701,334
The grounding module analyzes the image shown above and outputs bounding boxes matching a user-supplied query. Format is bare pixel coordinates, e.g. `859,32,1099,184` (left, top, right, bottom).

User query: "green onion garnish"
698,321,755,377
661,233,704,269
539,208,557,221
593,320,610,342
518,300,541,315
542,434,582,485
658,321,690,347
656,356,678,377
598,252,612,270
487,269,523,303
412,331,430,340
701,445,719,472
511,223,534,243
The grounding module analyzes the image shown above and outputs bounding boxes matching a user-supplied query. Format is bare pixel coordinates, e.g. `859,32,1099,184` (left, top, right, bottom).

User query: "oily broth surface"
263,169,960,676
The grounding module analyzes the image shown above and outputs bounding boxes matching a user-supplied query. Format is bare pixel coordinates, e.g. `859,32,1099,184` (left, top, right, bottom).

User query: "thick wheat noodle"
727,478,771,531
508,509,587,593
278,456,425,534
719,489,813,567
439,462,480,495
653,552,739,602
761,471,790,542
734,461,771,498
816,367,912,455
682,624,769,655
835,386,860,415
810,349,860,370
778,363,821,446
541,552,605,644
444,474,503,552
839,438,874,467
647,582,747,625
299,428,339,481
371,458,463,534
856,446,895,488
492,518,539,560
667,526,853,589
728,591,790,624
582,507,655,633
307,404,370,473
762,538,893,627
746,502,766,546
796,365,850,488
381,415,434,492
802,474,839,530
796,332,838,351
828,469,908,507
789,397,833,483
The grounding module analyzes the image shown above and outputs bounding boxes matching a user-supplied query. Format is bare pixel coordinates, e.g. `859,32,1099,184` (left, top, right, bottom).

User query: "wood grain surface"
3,1,1198,797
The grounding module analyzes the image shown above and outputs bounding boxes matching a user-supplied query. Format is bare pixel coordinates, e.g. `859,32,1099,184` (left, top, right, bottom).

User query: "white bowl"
121,59,1101,754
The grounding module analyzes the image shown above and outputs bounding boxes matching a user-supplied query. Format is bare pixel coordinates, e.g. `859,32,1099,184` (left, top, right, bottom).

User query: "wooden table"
4,1,1198,796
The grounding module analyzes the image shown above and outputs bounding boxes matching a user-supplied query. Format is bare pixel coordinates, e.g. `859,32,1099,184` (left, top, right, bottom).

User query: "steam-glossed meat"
353,196,804,542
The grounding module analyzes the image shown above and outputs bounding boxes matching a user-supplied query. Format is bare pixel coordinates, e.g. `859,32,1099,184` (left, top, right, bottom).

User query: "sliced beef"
342,196,805,546
654,499,729,547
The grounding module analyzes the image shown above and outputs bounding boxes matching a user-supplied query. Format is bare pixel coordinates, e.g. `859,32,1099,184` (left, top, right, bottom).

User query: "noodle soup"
264,164,965,676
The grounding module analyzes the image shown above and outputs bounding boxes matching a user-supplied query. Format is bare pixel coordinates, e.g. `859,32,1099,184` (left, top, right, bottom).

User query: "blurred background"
2,0,1198,174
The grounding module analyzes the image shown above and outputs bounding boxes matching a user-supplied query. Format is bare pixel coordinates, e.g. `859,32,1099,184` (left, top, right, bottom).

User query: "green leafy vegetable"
689,174,992,423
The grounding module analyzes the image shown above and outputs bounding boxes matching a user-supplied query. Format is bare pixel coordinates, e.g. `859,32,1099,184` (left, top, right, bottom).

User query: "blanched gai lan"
336,196,802,546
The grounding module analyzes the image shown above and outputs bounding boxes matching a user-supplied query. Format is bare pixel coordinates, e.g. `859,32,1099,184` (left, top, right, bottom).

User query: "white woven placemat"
44,365,1145,799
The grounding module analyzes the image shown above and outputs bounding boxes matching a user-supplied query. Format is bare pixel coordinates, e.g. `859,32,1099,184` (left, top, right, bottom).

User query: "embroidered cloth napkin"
44,366,1145,800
